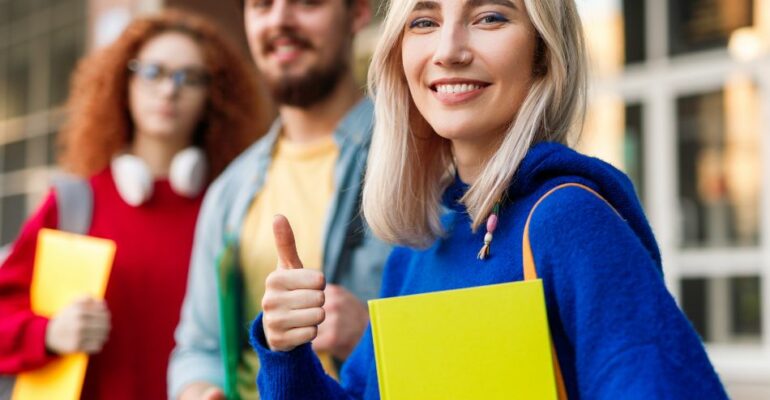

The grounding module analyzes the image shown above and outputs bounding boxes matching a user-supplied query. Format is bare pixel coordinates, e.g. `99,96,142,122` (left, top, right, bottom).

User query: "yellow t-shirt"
237,135,339,399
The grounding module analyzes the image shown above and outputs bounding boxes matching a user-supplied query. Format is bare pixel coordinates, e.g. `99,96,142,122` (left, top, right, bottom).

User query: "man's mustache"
264,30,314,53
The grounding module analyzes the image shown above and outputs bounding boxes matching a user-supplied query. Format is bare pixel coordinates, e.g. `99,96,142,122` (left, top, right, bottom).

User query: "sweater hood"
444,141,662,273
512,141,662,272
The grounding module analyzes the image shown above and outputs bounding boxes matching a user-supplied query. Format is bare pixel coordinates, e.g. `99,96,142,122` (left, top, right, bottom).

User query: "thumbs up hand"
262,215,327,352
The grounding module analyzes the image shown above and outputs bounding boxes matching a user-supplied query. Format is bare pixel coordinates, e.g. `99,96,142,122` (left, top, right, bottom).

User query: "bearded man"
168,0,390,398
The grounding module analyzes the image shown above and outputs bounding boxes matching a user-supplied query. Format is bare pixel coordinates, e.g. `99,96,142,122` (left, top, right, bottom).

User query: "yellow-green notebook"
13,229,116,400
368,183,617,400
368,280,558,400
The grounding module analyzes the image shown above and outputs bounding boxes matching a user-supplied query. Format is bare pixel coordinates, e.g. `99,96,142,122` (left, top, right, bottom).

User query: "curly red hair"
59,9,270,179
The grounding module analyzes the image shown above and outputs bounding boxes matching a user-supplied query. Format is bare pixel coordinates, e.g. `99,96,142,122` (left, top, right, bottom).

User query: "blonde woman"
249,0,727,398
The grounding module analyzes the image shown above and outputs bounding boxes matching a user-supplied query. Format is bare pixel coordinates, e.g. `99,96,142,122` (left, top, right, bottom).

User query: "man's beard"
266,59,348,108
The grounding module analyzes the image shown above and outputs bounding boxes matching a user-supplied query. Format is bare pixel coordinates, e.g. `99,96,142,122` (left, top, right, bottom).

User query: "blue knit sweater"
250,142,727,399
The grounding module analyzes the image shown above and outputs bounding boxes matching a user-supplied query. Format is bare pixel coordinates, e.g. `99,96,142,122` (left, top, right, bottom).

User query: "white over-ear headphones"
111,147,208,207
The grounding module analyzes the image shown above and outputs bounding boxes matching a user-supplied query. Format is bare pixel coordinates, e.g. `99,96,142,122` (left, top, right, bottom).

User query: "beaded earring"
477,201,501,260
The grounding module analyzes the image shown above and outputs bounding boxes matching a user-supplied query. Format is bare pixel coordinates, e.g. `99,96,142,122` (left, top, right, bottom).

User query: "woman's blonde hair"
363,0,588,248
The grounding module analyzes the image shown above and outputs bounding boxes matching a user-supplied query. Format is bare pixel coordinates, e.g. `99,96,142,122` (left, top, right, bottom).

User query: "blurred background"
0,0,767,398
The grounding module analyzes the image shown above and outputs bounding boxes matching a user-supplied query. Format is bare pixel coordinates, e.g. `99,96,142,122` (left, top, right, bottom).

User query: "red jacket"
0,169,203,399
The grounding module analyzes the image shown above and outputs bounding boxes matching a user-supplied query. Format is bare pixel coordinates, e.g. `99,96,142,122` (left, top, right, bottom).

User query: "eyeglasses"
127,59,210,90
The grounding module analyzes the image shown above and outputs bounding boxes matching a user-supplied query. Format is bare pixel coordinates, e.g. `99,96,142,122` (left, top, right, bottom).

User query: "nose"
265,0,296,29
432,22,472,67
157,76,181,98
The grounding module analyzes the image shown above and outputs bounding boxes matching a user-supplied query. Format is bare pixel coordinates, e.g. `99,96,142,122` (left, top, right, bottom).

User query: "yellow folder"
12,229,116,400
368,280,558,400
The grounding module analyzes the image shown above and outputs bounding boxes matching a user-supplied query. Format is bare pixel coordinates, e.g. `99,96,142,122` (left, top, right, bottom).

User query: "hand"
178,383,225,400
262,215,327,352
312,284,368,360
45,296,111,355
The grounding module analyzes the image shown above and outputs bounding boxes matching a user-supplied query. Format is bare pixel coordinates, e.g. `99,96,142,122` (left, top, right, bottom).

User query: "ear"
350,0,373,35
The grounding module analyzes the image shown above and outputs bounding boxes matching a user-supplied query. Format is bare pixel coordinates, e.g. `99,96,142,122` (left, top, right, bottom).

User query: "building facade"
0,0,87,246
578,0,770,398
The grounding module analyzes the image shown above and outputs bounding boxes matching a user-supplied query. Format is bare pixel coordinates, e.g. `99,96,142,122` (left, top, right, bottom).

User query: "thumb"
273,214,303,269
201,387,226,400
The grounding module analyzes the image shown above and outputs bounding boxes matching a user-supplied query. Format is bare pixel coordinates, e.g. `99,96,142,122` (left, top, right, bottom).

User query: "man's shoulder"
209,133,274,195
335,97,375,146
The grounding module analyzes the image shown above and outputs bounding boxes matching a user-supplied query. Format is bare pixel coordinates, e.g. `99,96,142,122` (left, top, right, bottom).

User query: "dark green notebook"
215,236,244,400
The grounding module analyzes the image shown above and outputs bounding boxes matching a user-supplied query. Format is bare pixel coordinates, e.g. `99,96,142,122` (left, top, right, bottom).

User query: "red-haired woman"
0,9,268,399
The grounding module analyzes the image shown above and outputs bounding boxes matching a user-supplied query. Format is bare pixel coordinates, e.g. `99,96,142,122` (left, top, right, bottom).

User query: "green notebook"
215,236,244,400
368,280,559,400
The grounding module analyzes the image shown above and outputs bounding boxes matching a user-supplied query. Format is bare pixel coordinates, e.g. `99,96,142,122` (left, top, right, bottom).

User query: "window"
49,26,82,107
9,0,33,20
624,103,645,199
8,0,48,20
1,193,26,245
681,277,708,339
2,139,27,172
681,276,762,343
669,0,753,56
27,134,54,167
6,44,29,118
0,48,7,119
0,0,9,28
676,83,760,248
731,276,762,339
577,98,645,205
28,35,48,114
46,131,57,165
622,0,646,64
675,81,762,347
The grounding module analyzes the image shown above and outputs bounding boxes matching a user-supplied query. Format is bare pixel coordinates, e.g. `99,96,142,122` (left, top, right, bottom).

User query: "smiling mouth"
271,40,307,54
265,33,312,57
431,83,490,94
428,81,491,105
265,40,309,65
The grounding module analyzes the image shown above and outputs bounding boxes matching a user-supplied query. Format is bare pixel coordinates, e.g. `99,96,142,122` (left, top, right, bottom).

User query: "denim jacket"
168,99,391,398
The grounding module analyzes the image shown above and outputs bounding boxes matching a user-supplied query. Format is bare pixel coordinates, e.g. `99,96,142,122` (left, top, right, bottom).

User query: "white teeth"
276,45,297,54
435,84,482,94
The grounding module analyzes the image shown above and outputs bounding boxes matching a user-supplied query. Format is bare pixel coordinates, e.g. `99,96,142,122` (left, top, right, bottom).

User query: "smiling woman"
248,0,729,399
363,0,586,248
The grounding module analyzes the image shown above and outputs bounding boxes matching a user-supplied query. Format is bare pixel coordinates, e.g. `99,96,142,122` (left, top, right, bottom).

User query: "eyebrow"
412,0,517,12
465,0,517,10
413,1,439,11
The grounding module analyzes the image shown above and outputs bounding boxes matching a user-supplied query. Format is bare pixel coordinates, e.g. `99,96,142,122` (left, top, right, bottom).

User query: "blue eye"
409,18,437,29
478,12,508,24
139,64,163,81
128,61,164,81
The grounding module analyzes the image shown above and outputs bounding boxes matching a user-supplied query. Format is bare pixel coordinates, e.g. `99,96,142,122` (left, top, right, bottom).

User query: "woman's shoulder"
528,180,625,232
516,176,634,265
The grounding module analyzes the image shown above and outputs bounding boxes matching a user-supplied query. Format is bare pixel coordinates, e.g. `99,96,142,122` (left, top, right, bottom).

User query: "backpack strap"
521,183,622,400
52,174,93,235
